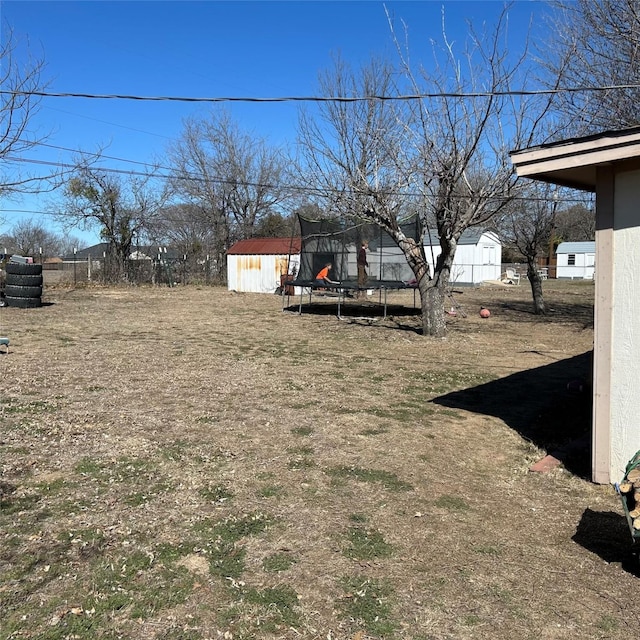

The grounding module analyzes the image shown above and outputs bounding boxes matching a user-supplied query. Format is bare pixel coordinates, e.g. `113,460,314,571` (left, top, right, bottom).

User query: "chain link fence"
44,257,225,286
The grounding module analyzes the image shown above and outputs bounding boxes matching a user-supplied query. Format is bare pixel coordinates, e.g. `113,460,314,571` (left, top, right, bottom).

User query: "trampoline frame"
282,278,417,319
280,213,422,319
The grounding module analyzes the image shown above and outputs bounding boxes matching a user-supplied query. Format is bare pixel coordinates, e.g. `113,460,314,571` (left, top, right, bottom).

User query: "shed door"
482,245,496,265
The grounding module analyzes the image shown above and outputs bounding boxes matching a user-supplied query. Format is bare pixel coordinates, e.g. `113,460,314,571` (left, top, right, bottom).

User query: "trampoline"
282,214,421,318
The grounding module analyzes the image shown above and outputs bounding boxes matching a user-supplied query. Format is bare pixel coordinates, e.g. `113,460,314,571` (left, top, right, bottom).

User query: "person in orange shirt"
315,262,340,286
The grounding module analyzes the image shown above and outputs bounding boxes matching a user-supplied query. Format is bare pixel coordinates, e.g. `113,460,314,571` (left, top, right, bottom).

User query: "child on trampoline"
315,263,340,288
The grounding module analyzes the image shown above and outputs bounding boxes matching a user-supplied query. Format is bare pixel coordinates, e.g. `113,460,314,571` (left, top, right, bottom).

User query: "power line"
4,153,593,208
5,155,158,177
35,142,164,170
8,153,595,205
42,105,173,140
13,141,582,205
4,154,335,196
4,84,640,103
0,208,105,219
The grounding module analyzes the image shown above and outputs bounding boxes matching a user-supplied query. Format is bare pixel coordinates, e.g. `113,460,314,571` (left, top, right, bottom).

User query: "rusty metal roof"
227,237,301,255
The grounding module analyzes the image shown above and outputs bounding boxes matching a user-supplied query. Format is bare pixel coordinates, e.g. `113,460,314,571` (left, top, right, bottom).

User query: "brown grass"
0,279,634,640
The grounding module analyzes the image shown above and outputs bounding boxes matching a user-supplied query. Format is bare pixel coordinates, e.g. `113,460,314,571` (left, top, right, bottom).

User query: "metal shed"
227,237,301,293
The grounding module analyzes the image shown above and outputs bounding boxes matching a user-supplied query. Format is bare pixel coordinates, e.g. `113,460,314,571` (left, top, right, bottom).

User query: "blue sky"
1,0,550,247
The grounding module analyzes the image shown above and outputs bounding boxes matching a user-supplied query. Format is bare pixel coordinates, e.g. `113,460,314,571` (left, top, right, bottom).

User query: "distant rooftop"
556,241,595,254
227,237,302,255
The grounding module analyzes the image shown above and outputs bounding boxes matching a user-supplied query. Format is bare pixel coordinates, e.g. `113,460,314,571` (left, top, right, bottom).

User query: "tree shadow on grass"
432,350,593,478
498,299,594,330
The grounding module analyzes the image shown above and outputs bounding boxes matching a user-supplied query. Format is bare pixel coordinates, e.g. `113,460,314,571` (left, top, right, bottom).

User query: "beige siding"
609,170,640,481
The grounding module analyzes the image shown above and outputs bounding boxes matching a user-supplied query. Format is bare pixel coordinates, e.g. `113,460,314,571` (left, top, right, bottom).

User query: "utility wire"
12,145,594,209
43,105,174,140
21,142,594,212
35,142,164,170
4,154,331,195
5,84,640,102
5,154,593,205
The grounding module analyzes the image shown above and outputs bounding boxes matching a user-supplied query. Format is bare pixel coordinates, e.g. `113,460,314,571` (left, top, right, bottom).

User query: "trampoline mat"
285,278,414,290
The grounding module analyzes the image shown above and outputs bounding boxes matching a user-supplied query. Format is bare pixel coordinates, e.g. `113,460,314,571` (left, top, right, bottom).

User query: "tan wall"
593,167,614,483
608,169,640,481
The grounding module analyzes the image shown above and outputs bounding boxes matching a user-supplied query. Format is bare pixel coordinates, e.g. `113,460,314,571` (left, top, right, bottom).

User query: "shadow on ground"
430,352,640,567
283,300,421,319
433,350,593,478
498,299,594,330
573,508,640,574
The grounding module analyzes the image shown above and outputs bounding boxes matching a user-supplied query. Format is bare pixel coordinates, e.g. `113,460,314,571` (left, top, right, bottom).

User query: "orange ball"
480,308,490,318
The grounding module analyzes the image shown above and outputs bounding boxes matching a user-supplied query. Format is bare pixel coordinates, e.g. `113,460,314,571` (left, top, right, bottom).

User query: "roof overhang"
510,127,640,192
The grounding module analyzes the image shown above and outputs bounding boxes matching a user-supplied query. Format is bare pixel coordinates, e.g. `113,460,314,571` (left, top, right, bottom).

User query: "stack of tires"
5,262,43,308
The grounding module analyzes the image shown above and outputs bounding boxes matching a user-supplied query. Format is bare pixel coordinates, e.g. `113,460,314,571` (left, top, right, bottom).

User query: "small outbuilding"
367,227,502,285
425,229,502,285
511,126,640,484
555,241,595,280
227,237,301,294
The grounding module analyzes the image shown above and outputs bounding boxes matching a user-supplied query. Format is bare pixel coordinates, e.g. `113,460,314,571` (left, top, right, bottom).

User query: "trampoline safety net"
295,214,421,285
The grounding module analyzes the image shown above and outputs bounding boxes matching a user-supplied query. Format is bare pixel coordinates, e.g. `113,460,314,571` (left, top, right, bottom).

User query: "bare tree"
60,157,167,282
57,233,82,258
145,202,217,282
398,7,569,335
0,29,52,197
548,0,640,134
1,218,71,259
8,219,50,257
297,54,413,276
297,8,562,336
147,203,215,256
554,200,595,242
500,185,559,314
168,111,291,279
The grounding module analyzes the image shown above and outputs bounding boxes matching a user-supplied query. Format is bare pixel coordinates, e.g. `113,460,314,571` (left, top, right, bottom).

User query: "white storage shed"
370,228,501,285
424,228,502,285
556,241,595,280
227,238,301,293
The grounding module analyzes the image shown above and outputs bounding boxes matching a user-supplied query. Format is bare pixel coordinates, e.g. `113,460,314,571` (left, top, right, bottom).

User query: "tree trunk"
527,259,546,315
398,233,450,338
216,212,230,282
420,283,446,337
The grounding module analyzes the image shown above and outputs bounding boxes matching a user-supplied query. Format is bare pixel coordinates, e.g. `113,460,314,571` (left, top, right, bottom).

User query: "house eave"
511,127,640,192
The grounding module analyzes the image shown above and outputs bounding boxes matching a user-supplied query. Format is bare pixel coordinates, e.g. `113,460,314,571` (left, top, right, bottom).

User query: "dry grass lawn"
0,279,635,639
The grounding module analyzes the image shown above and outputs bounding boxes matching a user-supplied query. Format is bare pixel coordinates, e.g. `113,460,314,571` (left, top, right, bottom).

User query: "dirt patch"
1,280,634,639
177,553,211,577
